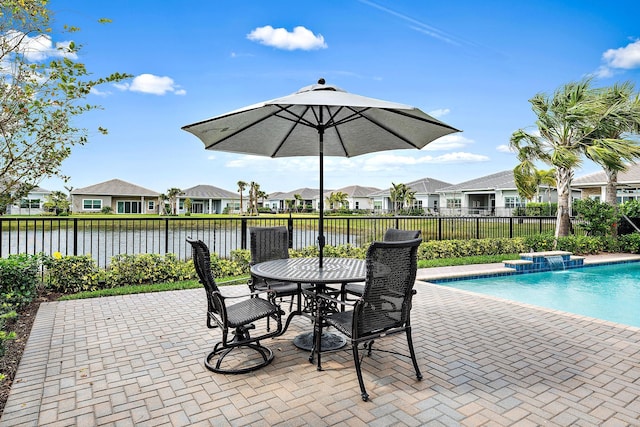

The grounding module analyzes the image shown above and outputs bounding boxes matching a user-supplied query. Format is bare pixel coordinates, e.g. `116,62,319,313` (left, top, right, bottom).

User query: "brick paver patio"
2,257,640,426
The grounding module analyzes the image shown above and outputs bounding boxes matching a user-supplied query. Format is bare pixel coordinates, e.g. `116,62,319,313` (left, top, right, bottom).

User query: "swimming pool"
436,262,640,328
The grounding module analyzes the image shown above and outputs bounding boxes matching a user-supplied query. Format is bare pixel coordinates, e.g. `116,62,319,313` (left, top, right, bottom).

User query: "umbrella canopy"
182,79,460,267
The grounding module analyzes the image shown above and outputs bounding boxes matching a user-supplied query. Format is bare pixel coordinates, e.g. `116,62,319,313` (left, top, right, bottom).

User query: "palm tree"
248,181,260,215
390,182,410,215
237,180,247,215
333,191,348,210
258,190,269,212
514,166,556,203
403,189,417,211
166,188,181,215
294,193,303,213
511,79,606,238
585,82,640,207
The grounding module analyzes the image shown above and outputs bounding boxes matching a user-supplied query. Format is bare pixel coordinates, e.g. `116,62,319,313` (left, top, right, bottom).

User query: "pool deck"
415,252,640,282
2,254,640,426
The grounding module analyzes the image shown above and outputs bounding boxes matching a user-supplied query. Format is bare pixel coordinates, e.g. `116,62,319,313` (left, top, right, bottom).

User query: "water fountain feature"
545,254,566,270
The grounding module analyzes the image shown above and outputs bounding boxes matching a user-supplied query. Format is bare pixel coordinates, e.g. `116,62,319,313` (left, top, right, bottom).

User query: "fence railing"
0,216,559,268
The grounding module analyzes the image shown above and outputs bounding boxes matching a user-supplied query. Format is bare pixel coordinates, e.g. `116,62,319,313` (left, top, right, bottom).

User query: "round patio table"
250,257,366,351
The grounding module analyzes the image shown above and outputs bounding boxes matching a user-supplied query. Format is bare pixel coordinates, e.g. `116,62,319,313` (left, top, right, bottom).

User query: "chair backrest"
249,226,289,265
383,228,421,242
186,237,222,315
357,238,422,336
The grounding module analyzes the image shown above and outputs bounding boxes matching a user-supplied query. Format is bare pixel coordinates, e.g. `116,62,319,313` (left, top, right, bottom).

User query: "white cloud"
247,25,327,50
90,87,110,97
421,134,474,151
596,39,640,77
428,108,450,118
117,74,186,95
496,144,514,153
360,151,489,171
2,30,77,61
602,40,640,69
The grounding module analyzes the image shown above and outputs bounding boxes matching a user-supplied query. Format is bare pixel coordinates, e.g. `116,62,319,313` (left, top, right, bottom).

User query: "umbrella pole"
318,122,325,269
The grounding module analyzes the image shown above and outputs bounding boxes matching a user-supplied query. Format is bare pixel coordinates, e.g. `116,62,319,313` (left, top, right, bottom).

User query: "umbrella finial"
318,78,325,85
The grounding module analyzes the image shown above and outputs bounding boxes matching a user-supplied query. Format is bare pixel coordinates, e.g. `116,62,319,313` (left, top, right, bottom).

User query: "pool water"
437,262,640,328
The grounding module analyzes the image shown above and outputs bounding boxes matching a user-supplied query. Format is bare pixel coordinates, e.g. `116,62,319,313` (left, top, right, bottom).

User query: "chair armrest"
217,288,276,301
316,292,357,309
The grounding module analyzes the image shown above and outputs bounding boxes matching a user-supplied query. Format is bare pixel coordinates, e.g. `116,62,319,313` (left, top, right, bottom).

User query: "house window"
117,201,141,214
148,201,155,211
83,199,102,210
355,201,360,209
20,199,40,208
446,198,461,208
505,196,525,208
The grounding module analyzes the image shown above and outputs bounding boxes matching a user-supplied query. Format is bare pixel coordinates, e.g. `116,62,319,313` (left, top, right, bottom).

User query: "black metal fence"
0,216,559,268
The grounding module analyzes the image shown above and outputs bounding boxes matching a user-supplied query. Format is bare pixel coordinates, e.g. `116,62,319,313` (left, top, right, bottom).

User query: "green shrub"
209,252,246,277
525,202,556,216
105,253,194,287
573,199,617,236
0,311,17,358
44,254,102,293
555,235,604,254
619,232,640,253
0,253,41,311
523,233,556,252
417,238,528,260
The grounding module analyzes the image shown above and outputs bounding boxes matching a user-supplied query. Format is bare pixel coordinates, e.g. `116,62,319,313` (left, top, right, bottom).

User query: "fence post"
241,218,248,250
164,218,169,254
73,218,78,256
346,218,351,245
395,217,399,230
438,217,442,241
287,216,294,248
509,217,514,239
476,217,480,239
539,217,543,234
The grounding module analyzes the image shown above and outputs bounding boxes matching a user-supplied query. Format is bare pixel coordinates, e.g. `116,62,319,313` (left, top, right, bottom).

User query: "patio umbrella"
182,78,460,267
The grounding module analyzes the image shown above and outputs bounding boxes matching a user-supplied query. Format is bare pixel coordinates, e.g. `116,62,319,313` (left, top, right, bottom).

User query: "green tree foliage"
43,190,70,215
237,180,247,214
573,198,618,236
0,0,130,207
165,188,181,215
510,79,640,239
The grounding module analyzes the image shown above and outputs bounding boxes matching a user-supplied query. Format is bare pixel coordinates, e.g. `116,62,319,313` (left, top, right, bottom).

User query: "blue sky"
36,0,640,194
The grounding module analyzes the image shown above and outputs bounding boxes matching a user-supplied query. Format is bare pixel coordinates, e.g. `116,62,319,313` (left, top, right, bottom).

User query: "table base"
292,331,346,351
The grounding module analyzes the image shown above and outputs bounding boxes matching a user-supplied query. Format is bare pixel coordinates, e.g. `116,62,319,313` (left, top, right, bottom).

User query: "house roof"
269,188,326,200
180,185,238,199
369,177,453,197
438,170,515,192
327,185,381,198
71,179,159,197
573,163,640,187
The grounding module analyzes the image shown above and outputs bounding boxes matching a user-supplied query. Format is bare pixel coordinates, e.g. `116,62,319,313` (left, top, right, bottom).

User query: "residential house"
323,185,380,211
267,188,325,212
177,185,240,214
437,170,569,216
5,186,52,215
573,163,640,203
369,177,453,214
71,179,160,214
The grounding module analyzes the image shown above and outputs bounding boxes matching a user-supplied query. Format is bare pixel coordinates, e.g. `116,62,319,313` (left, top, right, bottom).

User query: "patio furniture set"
186,226,423,402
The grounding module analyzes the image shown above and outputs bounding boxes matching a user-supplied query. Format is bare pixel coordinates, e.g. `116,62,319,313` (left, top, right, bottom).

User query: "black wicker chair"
187,237,282,374
314,238,423,401
342,229,421,299
249,226,312,333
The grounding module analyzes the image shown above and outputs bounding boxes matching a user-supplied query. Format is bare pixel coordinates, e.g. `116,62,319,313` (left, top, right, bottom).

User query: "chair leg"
406,327,423,381
313,302,323,367
204,342,275,374
352,344,369,401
